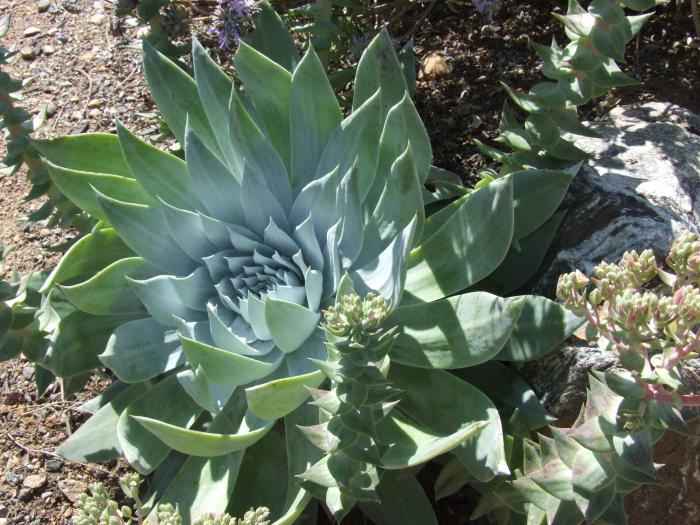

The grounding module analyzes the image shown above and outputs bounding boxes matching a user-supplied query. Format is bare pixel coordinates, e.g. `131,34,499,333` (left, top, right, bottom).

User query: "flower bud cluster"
156,504,183,525
118,472,141,500
193,507,270,525
74,483,121,525
667,230,700,283
323,292,392,342
73,473,269,525
556,231,700,405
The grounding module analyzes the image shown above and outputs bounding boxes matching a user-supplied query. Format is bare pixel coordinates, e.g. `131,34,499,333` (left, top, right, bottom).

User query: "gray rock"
534,102,700,297
22,365,35,380
58,479,87,503
37,0,51,12
44,458,63,472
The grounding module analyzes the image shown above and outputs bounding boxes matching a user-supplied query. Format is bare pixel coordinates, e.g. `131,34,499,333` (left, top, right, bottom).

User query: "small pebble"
22,365,35,380
23,26,42,37
37,0,51,12
20,46,37,60
88,108,101,118
44,458,63,472
41,44,56,55
89,13,105,24
23,473,47,490
57,479,88,503
420,52,450,79
87,99,103,108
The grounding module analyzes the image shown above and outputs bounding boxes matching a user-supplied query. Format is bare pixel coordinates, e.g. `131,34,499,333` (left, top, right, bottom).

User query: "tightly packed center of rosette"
202,215,323,351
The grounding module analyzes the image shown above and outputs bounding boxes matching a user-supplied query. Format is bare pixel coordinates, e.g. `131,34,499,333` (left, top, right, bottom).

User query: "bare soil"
0,0,698,523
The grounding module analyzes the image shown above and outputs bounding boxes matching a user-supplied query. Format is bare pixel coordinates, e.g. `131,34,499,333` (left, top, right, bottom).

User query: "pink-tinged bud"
674,287,686,305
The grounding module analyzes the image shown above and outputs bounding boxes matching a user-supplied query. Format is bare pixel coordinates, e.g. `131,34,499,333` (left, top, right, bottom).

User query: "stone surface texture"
533,102,700,298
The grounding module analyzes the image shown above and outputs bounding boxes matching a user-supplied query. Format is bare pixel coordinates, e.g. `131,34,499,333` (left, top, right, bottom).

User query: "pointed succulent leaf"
133,412,273,457
96,192,197,276
246,369,325,421
33,133,131,176
353,29,407,120
181,336,284,386
390,292,522,369
290,46,342,191
99,318,183,383
116,121,201,210
245,1,299,71
404,176,514,303
44,161,155,221
117,376,202,473
389,364,508,481
42,228,133,291
59,257,157,316
264,298,321,353
57,383,147,463
234,42,293,169
142,40,217,153
496,296,584,361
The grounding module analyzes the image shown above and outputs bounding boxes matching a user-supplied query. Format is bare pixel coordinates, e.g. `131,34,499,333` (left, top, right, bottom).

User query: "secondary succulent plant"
476,0,664,174
0,14,86,228
0,240,57,394
460,232,700,525
34,21,580,523
74,472,271,525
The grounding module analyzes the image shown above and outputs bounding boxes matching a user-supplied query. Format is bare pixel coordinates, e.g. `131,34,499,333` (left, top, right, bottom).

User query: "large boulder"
533,101,700,298
520,102,700,523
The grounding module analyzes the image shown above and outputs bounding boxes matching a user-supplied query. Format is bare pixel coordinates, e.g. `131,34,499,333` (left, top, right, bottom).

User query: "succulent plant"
458,232,700,525
0,14,86,229
476,0,664,174
74,472,270,525
33,21,581,523
0,240,57,394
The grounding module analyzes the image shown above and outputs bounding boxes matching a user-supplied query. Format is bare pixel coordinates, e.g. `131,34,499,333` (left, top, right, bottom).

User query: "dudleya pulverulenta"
33,12,580,522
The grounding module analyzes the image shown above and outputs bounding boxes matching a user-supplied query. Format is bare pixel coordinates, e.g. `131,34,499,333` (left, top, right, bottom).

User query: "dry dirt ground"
0,0,699,523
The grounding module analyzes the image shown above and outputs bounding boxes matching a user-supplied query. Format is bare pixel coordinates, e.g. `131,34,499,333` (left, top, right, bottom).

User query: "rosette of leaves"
0,14,85,229
34,26,580,523
476,0,665,174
